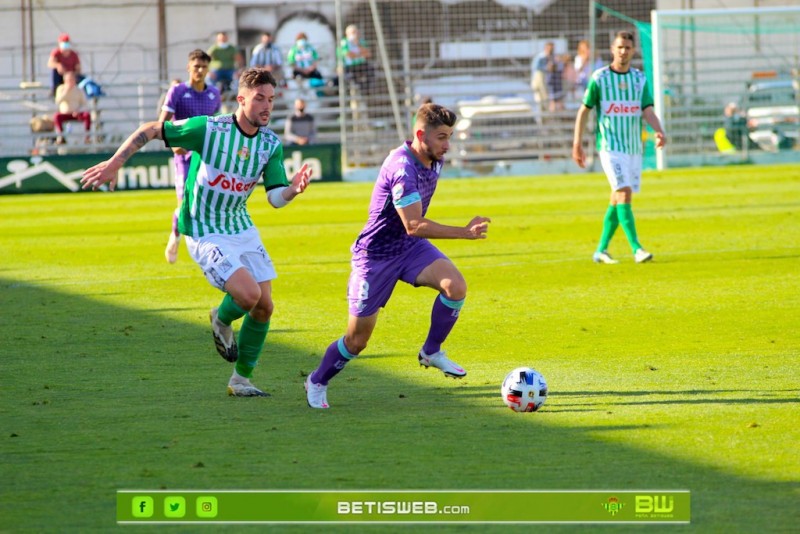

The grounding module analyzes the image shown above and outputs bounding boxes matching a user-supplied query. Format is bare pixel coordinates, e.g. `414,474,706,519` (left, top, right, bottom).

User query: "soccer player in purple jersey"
305,103,492,409
160,49,222,263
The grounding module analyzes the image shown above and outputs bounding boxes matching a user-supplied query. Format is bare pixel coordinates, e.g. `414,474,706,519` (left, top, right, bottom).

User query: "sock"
422,294,465,356
312,337,356,386
217,293,248,325
234,315,269,378
596,204,619,252
616,203,643,253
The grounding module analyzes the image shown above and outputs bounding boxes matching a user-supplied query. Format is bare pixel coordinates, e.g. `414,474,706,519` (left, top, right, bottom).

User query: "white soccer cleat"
593,250,619,264
305,374,329,409
418,350,467,378
209,307,238,362
165,232,180,264
634,248,654,263
227,380,270,397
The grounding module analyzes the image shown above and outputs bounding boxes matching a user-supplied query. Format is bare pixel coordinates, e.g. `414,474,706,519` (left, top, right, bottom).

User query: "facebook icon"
131,496,154,518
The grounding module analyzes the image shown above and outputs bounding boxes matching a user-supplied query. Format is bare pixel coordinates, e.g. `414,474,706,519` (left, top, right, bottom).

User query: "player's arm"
642,107,667,148
396,201,490,240
81,121,164,191
158,109,186,155
572,104,592,168
262,145,312,208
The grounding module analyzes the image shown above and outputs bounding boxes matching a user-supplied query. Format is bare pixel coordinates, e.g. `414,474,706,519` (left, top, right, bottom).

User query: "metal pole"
334,0,349,170
158,0,168,82
368,0,405,142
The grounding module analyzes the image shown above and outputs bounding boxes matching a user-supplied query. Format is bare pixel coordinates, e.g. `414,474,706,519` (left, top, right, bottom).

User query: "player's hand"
655,131,667,149
572,144,586,168
81,160,121,191
466,216,491,239
172,147,187,156
289,163,312,196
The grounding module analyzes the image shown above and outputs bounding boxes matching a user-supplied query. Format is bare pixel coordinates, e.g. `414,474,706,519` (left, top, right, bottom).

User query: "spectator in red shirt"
48,33,82,96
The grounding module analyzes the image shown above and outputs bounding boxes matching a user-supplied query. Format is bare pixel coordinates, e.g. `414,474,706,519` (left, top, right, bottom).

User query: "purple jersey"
351,141,444,259
161,82,221,120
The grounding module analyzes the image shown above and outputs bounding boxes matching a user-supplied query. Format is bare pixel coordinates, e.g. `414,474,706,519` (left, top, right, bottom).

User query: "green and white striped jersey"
582,66,654,155
163,114,288,237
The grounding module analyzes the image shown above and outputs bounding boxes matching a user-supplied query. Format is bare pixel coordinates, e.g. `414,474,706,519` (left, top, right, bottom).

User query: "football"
501,367,548,412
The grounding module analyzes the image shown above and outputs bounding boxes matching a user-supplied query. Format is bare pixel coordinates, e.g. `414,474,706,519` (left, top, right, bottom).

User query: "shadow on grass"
1,278,797,532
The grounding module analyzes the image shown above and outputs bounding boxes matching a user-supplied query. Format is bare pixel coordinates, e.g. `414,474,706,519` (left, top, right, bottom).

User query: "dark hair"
416,103,457,129
615,31,635,44
188,49,211,63
238,67,277,89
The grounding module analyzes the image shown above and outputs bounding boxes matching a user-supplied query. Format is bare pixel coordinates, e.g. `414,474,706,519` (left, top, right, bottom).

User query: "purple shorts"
347,239,447,316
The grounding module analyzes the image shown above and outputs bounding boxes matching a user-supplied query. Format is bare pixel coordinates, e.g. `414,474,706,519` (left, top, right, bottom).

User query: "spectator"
53,71,91,144
47,33,81,97
723,102,749,150
250,31,285,87
287,32,323,81
546,53,566,112
338,24,374,93
207,32,239,94
284,98,316,146
574,39,598,97
531,42,554,112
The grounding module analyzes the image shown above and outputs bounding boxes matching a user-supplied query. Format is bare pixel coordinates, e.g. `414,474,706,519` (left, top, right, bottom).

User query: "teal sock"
616,203,642,253
217,293,248,325
234,315,269,378
597,204,619,252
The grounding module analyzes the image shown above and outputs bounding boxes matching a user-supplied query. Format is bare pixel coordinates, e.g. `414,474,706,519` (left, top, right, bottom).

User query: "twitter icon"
164,496,186,518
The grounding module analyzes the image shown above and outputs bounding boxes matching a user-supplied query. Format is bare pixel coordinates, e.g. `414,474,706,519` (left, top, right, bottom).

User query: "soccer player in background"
304,103,491,409
572,30,666,264
81,68,312,397
159,49,222,264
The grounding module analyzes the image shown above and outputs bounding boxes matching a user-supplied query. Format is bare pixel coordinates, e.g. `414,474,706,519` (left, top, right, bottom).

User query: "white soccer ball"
501,367,548,412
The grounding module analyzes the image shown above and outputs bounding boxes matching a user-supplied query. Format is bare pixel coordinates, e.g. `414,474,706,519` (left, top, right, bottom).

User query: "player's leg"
593,191,620,263
306,255,396,408
165,155,188,263
226,277,272,397
305,313,377,409
409,243,467,378
615,156,652,262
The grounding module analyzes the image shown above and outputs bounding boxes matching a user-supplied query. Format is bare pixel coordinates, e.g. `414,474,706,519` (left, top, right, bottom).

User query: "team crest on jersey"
618,80,628,91
237,146,250,161
392,183,405,202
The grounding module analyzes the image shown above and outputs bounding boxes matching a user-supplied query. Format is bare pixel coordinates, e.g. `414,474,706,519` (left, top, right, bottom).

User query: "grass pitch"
1,163,798,532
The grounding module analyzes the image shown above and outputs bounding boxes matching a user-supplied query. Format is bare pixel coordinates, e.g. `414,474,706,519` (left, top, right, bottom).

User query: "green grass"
1,163,799,532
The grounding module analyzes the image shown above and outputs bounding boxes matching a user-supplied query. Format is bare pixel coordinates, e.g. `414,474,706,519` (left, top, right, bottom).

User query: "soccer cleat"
634,248,654,263
593,250,619,264
305,374,329,409
227,381,270,397
418,350,467,378
209,307,238,362
165,232,180,264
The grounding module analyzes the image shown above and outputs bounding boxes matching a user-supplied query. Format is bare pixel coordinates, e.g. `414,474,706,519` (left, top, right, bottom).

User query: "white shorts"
185,226,277,291
599,151,642,193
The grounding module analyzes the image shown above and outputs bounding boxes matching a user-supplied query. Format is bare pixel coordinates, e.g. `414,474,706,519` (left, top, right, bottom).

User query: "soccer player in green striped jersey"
81,68,312,397
572,31,666,264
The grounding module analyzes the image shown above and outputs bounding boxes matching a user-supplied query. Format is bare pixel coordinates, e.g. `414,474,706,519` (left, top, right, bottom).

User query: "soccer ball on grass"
501,367,548,412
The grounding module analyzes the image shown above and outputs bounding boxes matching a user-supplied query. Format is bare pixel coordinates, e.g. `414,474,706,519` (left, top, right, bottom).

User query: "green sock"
234,315,270,378
597,204,619,252
616,203,642,253
217,293,248,325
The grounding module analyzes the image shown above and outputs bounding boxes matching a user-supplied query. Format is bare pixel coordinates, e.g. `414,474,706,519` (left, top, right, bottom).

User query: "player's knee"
441,276,467,301
236,288,262,311
344,334,367,355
